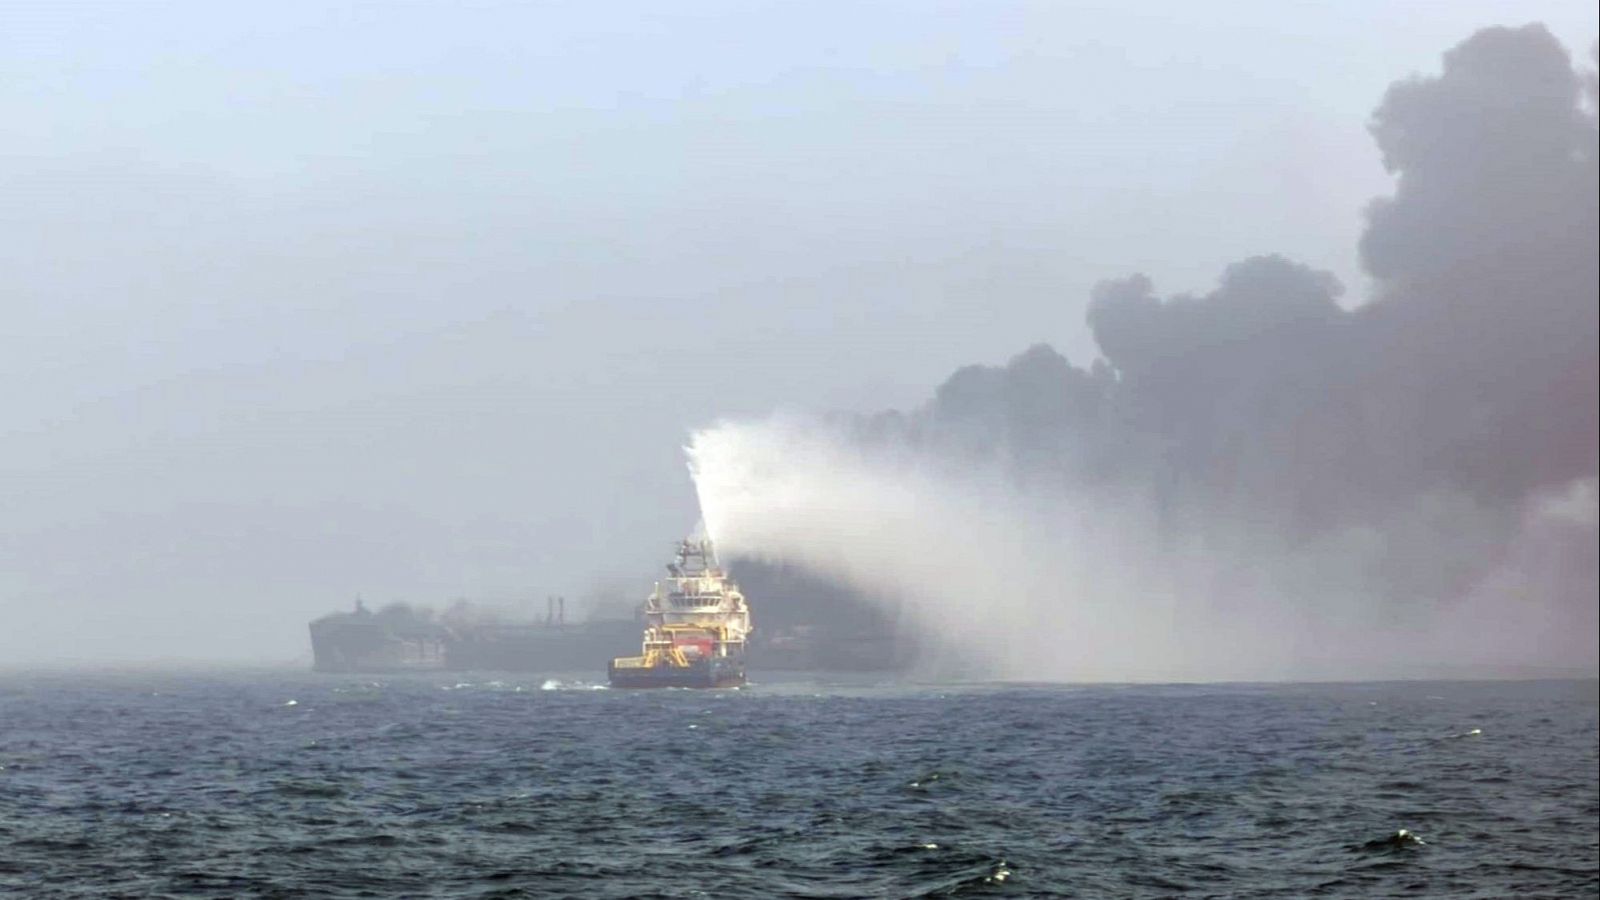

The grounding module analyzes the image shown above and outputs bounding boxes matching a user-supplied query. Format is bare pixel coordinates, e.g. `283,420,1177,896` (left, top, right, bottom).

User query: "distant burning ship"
608,538,751,688
307,597,638,673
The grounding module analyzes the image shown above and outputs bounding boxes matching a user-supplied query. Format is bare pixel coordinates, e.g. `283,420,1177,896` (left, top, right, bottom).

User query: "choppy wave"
0,673,1594,898
540,678,608,691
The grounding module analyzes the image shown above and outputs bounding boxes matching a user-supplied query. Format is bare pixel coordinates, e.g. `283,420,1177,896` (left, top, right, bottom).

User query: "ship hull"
608,655,745,689
308,615,640,674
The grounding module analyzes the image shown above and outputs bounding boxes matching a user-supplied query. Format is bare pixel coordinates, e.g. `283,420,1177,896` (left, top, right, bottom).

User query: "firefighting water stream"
688,417,1598,682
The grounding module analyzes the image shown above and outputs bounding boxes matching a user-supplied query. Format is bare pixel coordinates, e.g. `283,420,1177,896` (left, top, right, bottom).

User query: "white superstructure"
610,538,751,673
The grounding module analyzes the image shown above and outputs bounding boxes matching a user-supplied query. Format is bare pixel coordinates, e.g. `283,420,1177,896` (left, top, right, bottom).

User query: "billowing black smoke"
929,22,1594,568
694,24,1598,679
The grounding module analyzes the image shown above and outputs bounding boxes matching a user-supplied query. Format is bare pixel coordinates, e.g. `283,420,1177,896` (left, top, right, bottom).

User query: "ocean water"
0,672,1594,898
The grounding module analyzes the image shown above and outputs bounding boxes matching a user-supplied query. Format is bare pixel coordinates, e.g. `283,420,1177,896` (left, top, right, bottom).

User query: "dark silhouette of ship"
308,560,920,675
308,596,638,673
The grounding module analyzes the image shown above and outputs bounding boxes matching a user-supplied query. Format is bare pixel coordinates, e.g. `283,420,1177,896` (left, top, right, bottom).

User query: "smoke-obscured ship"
608,538,750,688
307,556,914,676
308,597,638,673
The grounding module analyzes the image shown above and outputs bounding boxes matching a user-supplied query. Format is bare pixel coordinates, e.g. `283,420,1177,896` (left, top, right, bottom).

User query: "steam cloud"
688,24,1599,681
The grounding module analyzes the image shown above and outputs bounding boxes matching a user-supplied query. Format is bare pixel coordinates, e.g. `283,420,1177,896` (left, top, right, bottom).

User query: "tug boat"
608,538,750,688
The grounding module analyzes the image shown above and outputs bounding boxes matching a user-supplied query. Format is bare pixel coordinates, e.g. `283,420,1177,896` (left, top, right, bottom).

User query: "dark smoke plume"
695,24,1598,679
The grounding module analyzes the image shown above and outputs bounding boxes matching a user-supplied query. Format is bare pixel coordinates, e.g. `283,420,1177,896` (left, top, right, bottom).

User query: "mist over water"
688,25,1600,683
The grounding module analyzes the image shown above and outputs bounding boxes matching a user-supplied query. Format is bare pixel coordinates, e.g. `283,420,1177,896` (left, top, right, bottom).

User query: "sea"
0,671,1595,898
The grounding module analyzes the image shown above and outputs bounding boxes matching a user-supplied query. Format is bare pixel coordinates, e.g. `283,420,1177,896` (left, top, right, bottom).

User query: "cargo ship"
308,599,449,671
308,597,639,673
307,558,914,676
608,538,750,688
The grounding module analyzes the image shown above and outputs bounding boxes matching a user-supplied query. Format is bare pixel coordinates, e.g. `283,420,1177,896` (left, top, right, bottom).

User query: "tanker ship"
308,597,639,673
608,538,750,688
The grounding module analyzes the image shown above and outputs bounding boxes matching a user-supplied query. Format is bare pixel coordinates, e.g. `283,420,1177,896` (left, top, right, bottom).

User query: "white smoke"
687,415,1598,682
1538,476,1599,528
1425,477,1600,673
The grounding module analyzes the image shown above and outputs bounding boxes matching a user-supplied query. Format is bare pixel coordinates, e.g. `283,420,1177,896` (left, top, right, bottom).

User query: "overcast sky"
3,1,1596,665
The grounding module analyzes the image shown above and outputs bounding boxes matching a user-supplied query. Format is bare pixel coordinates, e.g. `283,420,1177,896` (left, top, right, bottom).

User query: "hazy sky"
3,1,1596,664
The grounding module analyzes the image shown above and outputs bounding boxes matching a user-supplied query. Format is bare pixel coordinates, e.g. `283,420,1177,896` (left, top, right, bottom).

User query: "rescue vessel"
608,537,750,688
